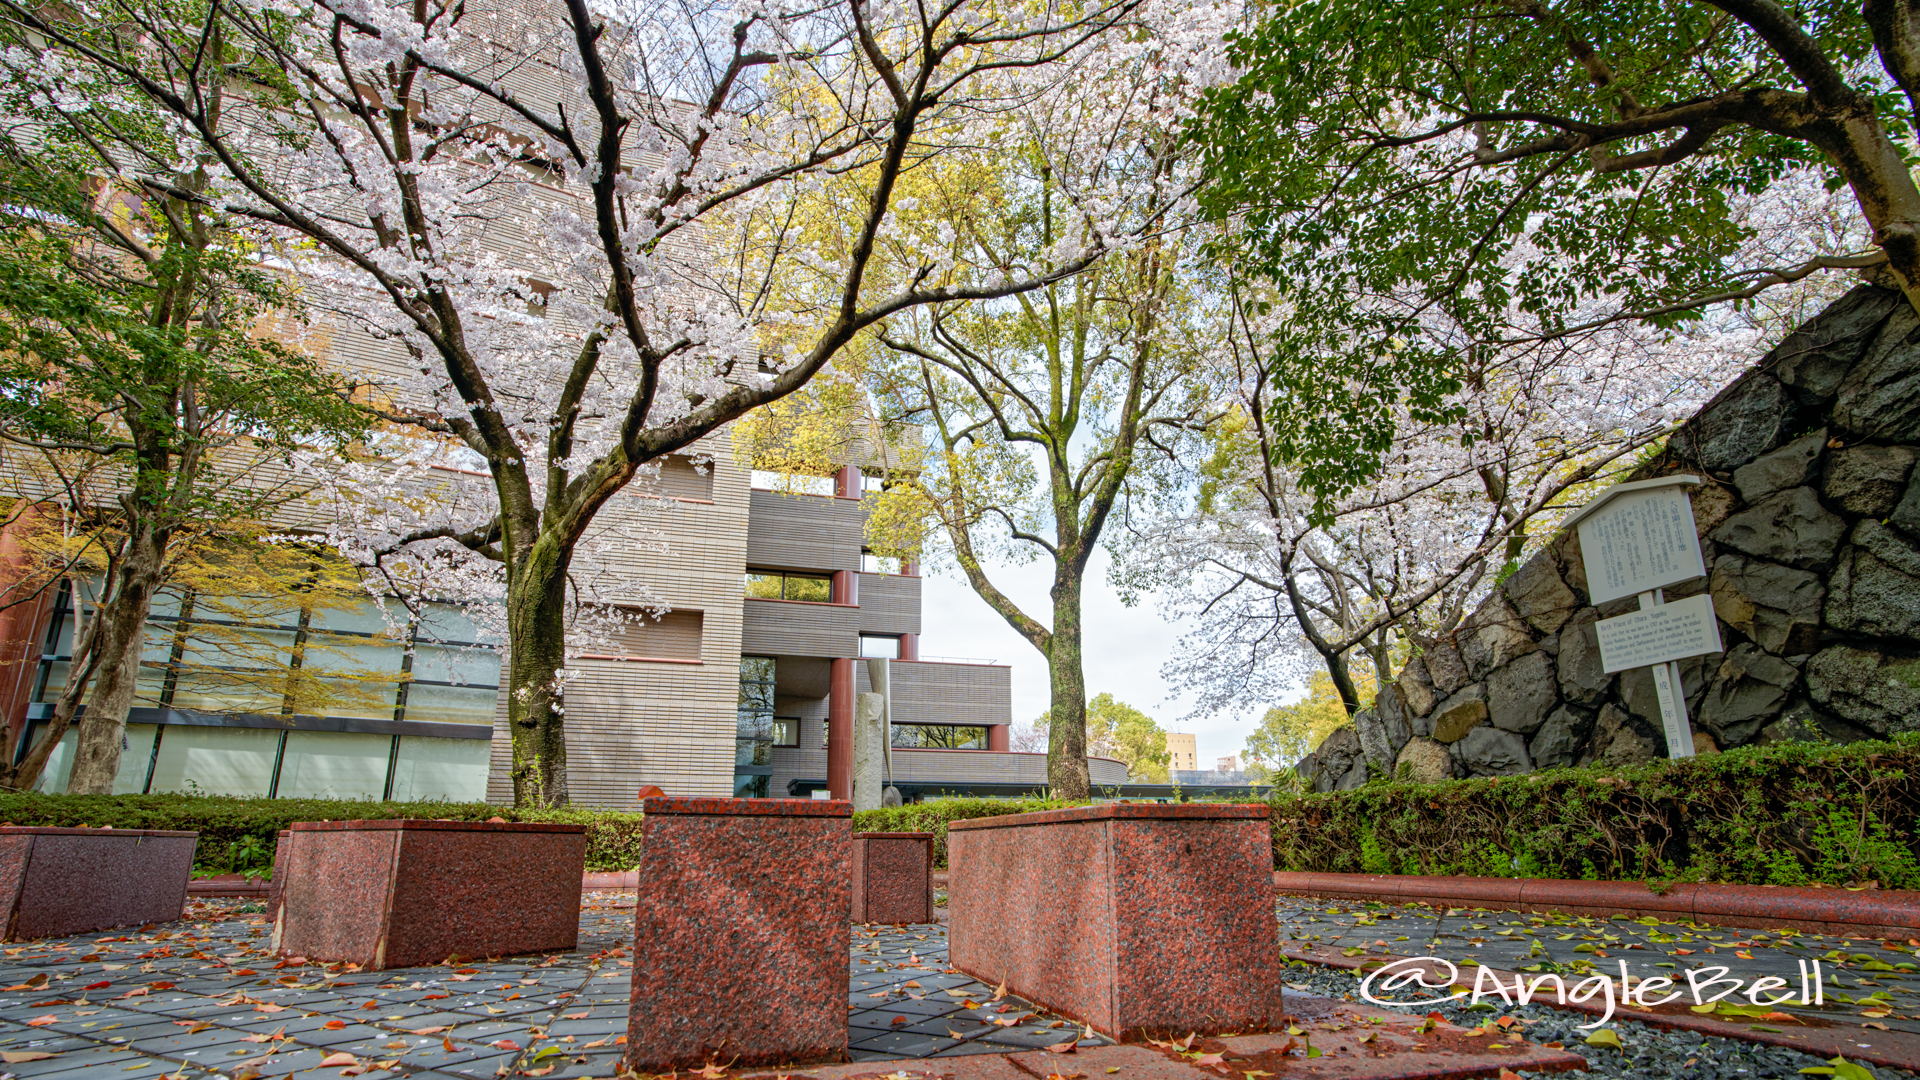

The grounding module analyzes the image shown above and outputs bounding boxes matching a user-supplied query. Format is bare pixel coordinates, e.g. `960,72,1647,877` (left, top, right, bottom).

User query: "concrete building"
1166,732,1198,773
3,455,1126,804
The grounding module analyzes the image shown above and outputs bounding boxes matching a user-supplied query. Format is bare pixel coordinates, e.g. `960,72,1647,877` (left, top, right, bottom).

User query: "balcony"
741,598,859,658
857,573,921,636
857,659,1009,727
745,489,863,574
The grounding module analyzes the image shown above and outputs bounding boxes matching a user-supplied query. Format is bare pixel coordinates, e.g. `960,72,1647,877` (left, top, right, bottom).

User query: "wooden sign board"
1569,477,1707,605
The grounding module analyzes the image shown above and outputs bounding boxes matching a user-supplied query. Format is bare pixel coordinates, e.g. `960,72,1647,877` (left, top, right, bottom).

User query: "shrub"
1267,735,1920,888
853,797,1072,868
0,793,647,875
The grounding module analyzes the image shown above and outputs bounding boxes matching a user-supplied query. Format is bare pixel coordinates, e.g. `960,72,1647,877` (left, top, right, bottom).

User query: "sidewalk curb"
1274,872,1920,939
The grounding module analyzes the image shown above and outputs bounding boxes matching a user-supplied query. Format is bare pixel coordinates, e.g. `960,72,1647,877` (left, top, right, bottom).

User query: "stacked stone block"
1299,283,1920,789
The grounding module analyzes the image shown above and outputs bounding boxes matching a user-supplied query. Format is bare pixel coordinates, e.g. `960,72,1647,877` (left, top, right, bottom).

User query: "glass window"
735,658,775,786
891,724,988,750
389,736,490,801
860,473,885,493
860,635,901,659
276,731,391,800
733,773,770,798
401,683,499,726
116,724,159,794
31,730,75,792
744,571,833,602
861,551,902,575
147,726,281,796
773,718,800,748
751,470,834,496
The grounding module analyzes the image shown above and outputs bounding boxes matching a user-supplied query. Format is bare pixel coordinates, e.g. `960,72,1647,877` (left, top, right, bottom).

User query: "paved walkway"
0,898,1098,1078
1279,897,1920,1033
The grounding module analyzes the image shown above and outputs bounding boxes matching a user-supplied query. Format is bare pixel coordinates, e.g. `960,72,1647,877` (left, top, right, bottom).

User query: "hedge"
1269,735,1920,888
852,797,1071,868
0,794,646,876
854,737,1920,888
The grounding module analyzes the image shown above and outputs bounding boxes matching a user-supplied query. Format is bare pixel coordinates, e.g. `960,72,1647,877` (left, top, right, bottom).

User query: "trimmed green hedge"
852,797,1071,868
1268,735,1920,888
854,737,1920,888
0,794,646,875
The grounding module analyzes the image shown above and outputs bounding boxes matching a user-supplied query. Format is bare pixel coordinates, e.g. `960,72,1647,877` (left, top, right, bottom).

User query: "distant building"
1172,767,1255,787
1216,754,1238,773
1167,732,1197,773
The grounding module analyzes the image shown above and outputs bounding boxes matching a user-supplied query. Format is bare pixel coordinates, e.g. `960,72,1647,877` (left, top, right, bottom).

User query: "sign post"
1563,475,1722,759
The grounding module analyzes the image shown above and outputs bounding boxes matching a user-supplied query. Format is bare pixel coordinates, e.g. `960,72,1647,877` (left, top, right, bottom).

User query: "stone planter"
627,796,852,1073
947,803,1284,1041
0,826,197,940
271,819,587,969
852,831,934,924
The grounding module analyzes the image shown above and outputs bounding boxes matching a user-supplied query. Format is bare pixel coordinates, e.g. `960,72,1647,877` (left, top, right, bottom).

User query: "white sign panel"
1594,594,1724,674
1576,486,1706,605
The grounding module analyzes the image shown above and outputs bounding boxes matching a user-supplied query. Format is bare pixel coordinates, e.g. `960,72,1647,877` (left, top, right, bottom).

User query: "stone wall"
1298,284,1920,792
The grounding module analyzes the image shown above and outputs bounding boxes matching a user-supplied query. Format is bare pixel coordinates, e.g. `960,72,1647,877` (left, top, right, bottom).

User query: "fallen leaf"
252,1003,284,1013
318,1052,360,1067
993,980,1008,1001
443,1037,457,1053
24,1015,57,1027
582,1038,610,1049
0,1051,57,1063
492,1039,522,1051
1584,1029,1622,1050
694,1061,730,1079
323,1019,347,1030
405,1026,449,1035
1189,1053,1226,1067
1044,1041,1077,1054
562,1011,589,1020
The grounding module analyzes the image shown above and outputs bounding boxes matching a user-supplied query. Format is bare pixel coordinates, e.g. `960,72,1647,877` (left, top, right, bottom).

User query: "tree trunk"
66,525,168,794
505,537,571,807
1046,572,1091,800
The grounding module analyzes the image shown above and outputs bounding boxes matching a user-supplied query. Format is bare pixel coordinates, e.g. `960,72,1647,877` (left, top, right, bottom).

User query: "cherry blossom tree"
1,0,1168,804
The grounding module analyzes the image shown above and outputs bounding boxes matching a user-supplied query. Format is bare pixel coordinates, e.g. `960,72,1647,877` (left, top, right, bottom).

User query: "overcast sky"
916,548,1289,767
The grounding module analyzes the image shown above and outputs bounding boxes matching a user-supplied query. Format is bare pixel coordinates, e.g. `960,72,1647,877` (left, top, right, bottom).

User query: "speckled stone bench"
852,831,934,924
0,826,198,940
627,796,852,1074
270,819,586,969
947,803,1285,1041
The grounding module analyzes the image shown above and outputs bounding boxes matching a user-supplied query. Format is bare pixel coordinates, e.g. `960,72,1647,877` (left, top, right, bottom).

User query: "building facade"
1166,732,1198,773
2,453,1126,804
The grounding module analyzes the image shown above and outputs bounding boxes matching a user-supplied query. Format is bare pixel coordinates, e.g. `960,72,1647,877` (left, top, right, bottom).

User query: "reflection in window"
735,657,776,798
861,551,903,575
859,635,901,659
745,570,832,602
773,718,800,748
891,724,988,750
29,582,500,727
750,470,834,496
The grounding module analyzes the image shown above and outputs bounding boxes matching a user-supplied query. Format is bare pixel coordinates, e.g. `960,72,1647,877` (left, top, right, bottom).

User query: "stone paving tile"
1279,897,1920,1034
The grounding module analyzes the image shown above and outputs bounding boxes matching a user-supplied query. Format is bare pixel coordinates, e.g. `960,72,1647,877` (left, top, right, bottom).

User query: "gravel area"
1281,958,1918,1078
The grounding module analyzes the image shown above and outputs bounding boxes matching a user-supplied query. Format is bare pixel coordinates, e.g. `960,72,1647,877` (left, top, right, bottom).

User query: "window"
773,718,800,748
861,551,903,575
891,724,988,750
751,470,834,496
860,473,886,493
595,609,703,661
745,570,832,603
653,455,714,501
735,657,776,798
859,635,901,659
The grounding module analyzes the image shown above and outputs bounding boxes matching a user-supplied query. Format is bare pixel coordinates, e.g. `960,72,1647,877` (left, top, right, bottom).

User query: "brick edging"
1274,871,1920,939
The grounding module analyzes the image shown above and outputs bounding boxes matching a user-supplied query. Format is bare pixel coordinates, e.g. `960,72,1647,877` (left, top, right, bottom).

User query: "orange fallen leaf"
317,1052,359,1067
1673,949,1694,955
23,1015,56,1027
562,1011,588,1020
253,1003,285,1013
406,1026,449,1035
993,980,1008,1001
1044,1041,1077,1054
583,1038,610,1049
0,1051,56,1063
324,1019,347,1030
443,1037,457,1054
231,968,257,976
492,1039,522,1051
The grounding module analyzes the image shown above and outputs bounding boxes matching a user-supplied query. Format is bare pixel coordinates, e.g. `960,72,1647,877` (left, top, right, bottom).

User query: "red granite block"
852,832,933,924
272,819,586,969
947,803,1284,1041
628,796,853,1073
0,827,197,940
265,829,293,923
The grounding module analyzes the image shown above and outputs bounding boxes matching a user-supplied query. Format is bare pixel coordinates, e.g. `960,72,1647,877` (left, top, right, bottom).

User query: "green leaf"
1584,1029,1622,1050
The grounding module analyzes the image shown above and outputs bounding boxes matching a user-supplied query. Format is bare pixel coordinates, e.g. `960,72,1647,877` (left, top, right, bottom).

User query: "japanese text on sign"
1576,486,1706,605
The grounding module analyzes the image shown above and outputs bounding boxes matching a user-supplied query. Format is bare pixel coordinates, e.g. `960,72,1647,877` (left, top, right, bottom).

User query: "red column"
827,658,854,800
0,508,54,753
898,633,919,661
831,569,857,607
834,464,861,499
987,724,1009,753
